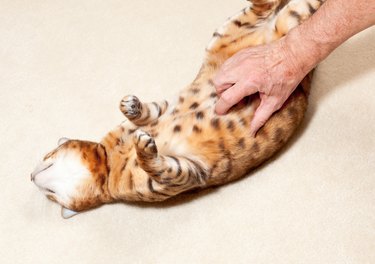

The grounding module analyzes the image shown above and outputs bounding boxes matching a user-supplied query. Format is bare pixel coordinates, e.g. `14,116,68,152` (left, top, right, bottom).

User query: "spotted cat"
31,0,325,218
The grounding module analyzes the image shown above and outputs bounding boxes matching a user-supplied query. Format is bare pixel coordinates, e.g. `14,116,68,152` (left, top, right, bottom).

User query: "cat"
31,0,325,218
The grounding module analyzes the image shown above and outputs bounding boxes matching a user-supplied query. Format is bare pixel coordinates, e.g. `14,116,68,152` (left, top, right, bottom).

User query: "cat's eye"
46,188,55,194
46,195,57,202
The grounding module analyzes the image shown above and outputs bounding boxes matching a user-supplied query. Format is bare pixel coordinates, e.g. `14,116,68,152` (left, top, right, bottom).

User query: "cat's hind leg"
133,130,207,192
120,95,169,126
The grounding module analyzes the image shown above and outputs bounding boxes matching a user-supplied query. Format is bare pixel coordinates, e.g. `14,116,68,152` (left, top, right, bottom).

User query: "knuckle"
212,75,220,86
257,116,268,125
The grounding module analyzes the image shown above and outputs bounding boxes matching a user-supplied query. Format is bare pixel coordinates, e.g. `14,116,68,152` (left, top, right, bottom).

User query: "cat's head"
31,138,110,218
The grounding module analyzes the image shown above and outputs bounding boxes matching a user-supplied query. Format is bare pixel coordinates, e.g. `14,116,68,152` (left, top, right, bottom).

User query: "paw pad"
120,95,142,119
133,130,157,155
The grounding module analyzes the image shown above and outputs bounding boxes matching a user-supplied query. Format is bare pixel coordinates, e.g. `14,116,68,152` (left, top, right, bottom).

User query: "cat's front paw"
133,130,158,156
120,95,142,120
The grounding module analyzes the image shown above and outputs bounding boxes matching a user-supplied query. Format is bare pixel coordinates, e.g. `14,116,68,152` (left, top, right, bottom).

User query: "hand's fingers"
215,83,233,95
250,97,279,137
215,82,257,115
213,71,236,94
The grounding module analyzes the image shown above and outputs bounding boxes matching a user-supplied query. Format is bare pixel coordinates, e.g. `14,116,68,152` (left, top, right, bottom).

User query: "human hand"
213,39,307,136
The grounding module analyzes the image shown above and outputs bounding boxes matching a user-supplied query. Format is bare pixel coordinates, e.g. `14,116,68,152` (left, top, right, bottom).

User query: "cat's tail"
300,70,314,97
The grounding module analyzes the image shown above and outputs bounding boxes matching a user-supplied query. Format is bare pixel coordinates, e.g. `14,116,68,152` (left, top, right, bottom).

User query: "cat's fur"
31,0,325,218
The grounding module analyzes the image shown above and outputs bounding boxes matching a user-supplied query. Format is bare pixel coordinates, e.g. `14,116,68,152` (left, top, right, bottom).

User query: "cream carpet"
1,0,374,263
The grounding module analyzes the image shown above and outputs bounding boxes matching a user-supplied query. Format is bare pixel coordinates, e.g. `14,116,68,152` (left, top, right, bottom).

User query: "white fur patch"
32,150,90,206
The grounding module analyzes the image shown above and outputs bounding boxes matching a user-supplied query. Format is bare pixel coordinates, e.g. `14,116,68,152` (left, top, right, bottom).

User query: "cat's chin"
31,144,95,212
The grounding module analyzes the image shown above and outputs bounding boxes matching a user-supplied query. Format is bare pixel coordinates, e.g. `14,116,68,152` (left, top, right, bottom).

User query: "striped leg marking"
133,130,207,191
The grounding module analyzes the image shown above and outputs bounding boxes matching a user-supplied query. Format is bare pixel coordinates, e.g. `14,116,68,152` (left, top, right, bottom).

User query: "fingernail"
214,105,223,115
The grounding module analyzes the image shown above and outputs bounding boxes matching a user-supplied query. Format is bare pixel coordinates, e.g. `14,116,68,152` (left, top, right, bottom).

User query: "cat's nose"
30,163,53,182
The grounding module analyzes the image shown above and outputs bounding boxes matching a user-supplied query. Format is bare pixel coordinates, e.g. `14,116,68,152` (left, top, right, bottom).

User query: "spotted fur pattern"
31,0,325,216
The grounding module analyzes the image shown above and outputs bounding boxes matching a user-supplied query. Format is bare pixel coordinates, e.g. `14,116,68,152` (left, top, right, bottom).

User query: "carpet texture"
0,1,374,263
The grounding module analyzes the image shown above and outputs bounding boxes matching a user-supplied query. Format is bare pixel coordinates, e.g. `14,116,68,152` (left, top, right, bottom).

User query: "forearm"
285,0,375,74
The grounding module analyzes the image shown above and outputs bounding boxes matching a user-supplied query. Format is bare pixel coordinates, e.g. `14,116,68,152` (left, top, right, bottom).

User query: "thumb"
250,97,279,137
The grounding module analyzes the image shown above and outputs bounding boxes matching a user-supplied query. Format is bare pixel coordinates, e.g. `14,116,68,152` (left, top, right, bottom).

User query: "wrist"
275,35,311,83
282,28,321,76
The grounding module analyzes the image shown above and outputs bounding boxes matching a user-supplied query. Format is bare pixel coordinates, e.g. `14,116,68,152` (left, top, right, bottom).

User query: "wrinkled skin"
214,38,306,136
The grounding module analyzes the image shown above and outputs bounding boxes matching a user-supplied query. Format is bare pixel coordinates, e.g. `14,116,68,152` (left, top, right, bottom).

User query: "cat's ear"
58,137,70,146
61,207,78,219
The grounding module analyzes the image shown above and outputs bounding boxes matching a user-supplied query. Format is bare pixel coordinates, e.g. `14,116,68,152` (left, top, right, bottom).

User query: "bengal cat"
31,0,325,218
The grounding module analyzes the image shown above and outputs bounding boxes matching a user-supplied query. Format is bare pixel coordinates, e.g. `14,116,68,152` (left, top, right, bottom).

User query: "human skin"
213,0,375,136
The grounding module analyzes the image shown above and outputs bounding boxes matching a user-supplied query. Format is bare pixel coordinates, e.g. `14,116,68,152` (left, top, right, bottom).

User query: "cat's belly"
142,87,306,185
137,96,259,180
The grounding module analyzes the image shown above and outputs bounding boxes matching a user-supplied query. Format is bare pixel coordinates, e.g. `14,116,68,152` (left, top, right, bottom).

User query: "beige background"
0,0,374,263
